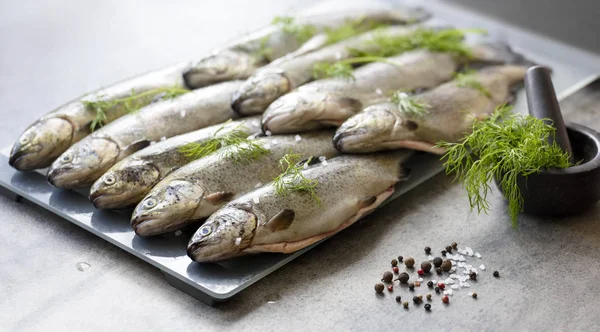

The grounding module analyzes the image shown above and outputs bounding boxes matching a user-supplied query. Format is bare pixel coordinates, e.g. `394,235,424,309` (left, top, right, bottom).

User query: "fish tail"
467,41,543,70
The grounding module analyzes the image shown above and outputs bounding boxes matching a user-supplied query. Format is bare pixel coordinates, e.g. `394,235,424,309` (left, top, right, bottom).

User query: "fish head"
9,117,74,171
187,205,257,262
183,50,259,88
89,159,160,209
262,91,361,134
334,103,415,153
47,137,119,188
131,179,205,236
231,71,290,115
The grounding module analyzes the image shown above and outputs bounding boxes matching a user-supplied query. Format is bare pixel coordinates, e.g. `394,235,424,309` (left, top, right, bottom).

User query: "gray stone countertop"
1,1,599,331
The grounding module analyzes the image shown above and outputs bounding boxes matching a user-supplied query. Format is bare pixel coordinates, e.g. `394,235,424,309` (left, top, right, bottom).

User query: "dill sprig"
324,17,389,45
272,16,316,44
83,86,189,131
312,28,485,80
178,121,269,163
273,151,321,204
313,56,398,80
390,91,429,117
455,69,491,97
437,104,572,227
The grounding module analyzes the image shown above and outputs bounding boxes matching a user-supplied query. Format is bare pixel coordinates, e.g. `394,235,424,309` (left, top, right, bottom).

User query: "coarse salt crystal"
417,278,423,282
468,292,474,297
303,163,309,169
444,289,453,296
174,230,182,236
180,110,186,118
160,136,166,141
459,276,468,282
444,278,454,285
428,255,434,261
263,143,271,150
431,280,437,284
451,260,457,266
271,139,278,145
322,160,328,166
265,130,272,136
471,268,478,274
235,237,242,246
255,182,262,188
458,262,466,268
318,156,326,161
252,120,260,127
475,252,482,258
450,274,458,279
375,88,383,95
449,268,456,273
479,264,486,271
460,282,470,288
253,196,260,204
295,135,302,141
335,51,342,60
149,141,156,145
451,285,459,289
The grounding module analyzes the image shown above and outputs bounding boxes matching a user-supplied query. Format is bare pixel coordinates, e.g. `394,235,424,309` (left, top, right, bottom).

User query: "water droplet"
76,262,91,272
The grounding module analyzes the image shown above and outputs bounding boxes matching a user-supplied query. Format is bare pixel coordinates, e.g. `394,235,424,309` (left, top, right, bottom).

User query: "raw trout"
47,80,244,188
333,65,529,154
131,131,338,237
187,150,412,262
89,116,262,209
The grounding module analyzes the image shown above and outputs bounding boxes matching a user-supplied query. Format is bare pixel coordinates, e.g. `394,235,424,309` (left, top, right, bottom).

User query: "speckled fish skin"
88,116,262,209
261,43,522,134
46,80,244,189
182,7,429,89
8,63,187,171
333,65,529,154
230,24,426,116
130,131,338,237
187,150,412,263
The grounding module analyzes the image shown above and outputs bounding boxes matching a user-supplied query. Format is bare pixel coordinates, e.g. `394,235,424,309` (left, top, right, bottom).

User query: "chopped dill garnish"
272,16,316,44
437,104,572,227
83,86,189,131
455,69,491,97
312,28,486,80
252,35,273,60
273,151,321,204
390,92,430,116
324,17,389,45
178,121,270,163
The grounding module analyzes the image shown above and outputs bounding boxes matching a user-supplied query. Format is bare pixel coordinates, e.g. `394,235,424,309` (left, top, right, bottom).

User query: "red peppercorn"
393,266,399,273
387,285,393,292
437,283,445,290
417,269,425,275
442,295,449,304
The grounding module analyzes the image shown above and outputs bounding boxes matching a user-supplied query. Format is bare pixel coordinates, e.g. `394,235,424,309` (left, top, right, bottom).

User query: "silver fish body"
131,131,339,237
88,116,263,209
47,80,244,189
187,150,412,262
9,63,187,171
230,25,425,116
333,65,529,154
182,7,428,89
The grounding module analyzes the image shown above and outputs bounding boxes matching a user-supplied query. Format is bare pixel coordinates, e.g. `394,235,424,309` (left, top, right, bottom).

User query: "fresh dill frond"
324,17,389,45
273,151,321,204
83,86,189,131
455,69,491,97
178,121,269,163
312,56,398,80
252,35,273,60
391,91,429,117
272,16,316,44
437,104,572,227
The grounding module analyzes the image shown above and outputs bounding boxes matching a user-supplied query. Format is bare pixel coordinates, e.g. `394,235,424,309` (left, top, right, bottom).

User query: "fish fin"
265,209,295,232
205,192,235,205
122,139,151,157
335,97,363,114
398,166,411,182
466,41,539,68
358,196,377,209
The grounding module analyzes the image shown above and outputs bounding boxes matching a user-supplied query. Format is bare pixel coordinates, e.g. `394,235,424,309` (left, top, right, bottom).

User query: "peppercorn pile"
373,242,500,311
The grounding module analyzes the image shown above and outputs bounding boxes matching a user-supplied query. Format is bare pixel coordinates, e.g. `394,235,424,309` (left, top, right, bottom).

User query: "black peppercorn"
472,292,478,299
493,271,500,278
426,294,432,301
408,283,415,291
421,261,432,273
404,257,415,268
441,260,452,272
445,245,453,253
382,271,394,283
434,287,440,294
436,267,442,275
469,271,477,281
375,283,385,293
396,295,402,302
424,246,431,254
391,259,398,267
398,256,403,263
441,250,447,256
424,303,431,311
403,301,409,308
451,242,458,249
427,281,434,288
433,257,443,267
413,296,419,304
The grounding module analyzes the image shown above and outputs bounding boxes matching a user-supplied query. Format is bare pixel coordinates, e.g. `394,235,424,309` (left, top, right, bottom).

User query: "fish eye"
103,174,116,185
19,136,30,145
143,198,157,209
61,154,73,163
199,225,212,236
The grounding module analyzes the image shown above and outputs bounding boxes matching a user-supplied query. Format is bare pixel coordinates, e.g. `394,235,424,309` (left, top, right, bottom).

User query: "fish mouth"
332,127,368,151
230,72,291,115
8,145,42,170
132,215,190,237
89,192,139,209
186,239,237,263
46,165,76,187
